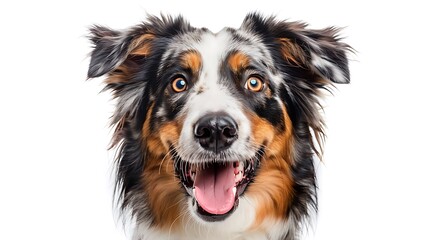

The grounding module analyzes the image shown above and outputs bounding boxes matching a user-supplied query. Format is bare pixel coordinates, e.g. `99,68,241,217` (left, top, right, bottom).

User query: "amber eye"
171,77,188,93
245,76,264,92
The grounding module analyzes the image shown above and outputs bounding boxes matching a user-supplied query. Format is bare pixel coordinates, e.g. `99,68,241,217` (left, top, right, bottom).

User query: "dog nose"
194,113,238,153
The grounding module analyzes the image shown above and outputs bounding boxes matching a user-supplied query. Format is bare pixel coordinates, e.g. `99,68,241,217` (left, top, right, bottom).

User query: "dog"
87,13,350,240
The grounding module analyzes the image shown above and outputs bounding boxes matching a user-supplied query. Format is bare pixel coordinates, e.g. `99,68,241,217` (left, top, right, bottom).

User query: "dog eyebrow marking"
180,50,202,74
228,51,250,73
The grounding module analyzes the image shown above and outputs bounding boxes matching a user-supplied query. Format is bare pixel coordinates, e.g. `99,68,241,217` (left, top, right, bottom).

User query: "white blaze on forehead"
178,30,252,161
194,30,230,90
189,30,235,113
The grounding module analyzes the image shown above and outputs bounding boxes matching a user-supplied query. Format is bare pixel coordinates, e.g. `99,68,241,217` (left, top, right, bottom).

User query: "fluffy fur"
88,13,351,240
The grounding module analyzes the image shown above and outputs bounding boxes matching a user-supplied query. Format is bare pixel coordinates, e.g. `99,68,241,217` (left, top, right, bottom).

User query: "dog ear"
87,25,153,79
87,25,155,148
88,26,126,78
283,27,351,84
241,13,351,84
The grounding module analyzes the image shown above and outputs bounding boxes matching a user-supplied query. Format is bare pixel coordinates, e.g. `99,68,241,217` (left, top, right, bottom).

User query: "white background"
1,0,428,239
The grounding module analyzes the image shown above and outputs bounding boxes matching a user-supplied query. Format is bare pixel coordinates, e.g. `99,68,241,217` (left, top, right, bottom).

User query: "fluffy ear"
87,25,153,79
87,25,155,148
296,27,351,84
87,15,193,148
241,13,351,84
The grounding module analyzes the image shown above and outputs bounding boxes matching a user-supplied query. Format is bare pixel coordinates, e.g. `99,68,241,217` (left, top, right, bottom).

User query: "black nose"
194,113,238,153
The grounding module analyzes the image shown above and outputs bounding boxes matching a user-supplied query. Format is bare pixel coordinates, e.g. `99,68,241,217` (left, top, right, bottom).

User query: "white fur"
311,52,347,83
177,31,254,163
132,195,291,240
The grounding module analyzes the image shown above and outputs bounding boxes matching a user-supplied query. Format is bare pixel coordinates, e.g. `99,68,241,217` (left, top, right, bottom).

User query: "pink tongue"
194,163,236,215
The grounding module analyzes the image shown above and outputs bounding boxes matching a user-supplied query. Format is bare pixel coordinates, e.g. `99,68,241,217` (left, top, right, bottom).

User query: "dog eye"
171,77,188,93
245,76,264,92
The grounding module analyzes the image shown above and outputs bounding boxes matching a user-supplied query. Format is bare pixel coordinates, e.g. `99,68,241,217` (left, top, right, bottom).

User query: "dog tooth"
235,161,244,175
239,161,244,171
235,171,243,183
233,187,237,196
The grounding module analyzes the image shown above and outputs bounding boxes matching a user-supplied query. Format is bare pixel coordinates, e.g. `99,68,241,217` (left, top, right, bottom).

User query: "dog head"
88,13,350,238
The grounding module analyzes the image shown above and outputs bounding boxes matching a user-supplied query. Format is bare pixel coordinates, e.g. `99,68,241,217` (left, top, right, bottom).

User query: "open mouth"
173,149,263,221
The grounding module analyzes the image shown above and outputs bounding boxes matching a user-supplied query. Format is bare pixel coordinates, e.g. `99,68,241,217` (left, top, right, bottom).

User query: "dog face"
88,13,350,239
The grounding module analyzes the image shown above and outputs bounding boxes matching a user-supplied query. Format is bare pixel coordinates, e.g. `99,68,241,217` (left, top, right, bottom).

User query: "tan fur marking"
228,51,250,73
181,50,202,74
246,105,295,228
142,104,184,157
278,38,307,66
248,113,276,146
130,34,154,56
264,86,272,98
142,153,185,230
104,64,132,85
104,34,154,85
141,104,186,230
